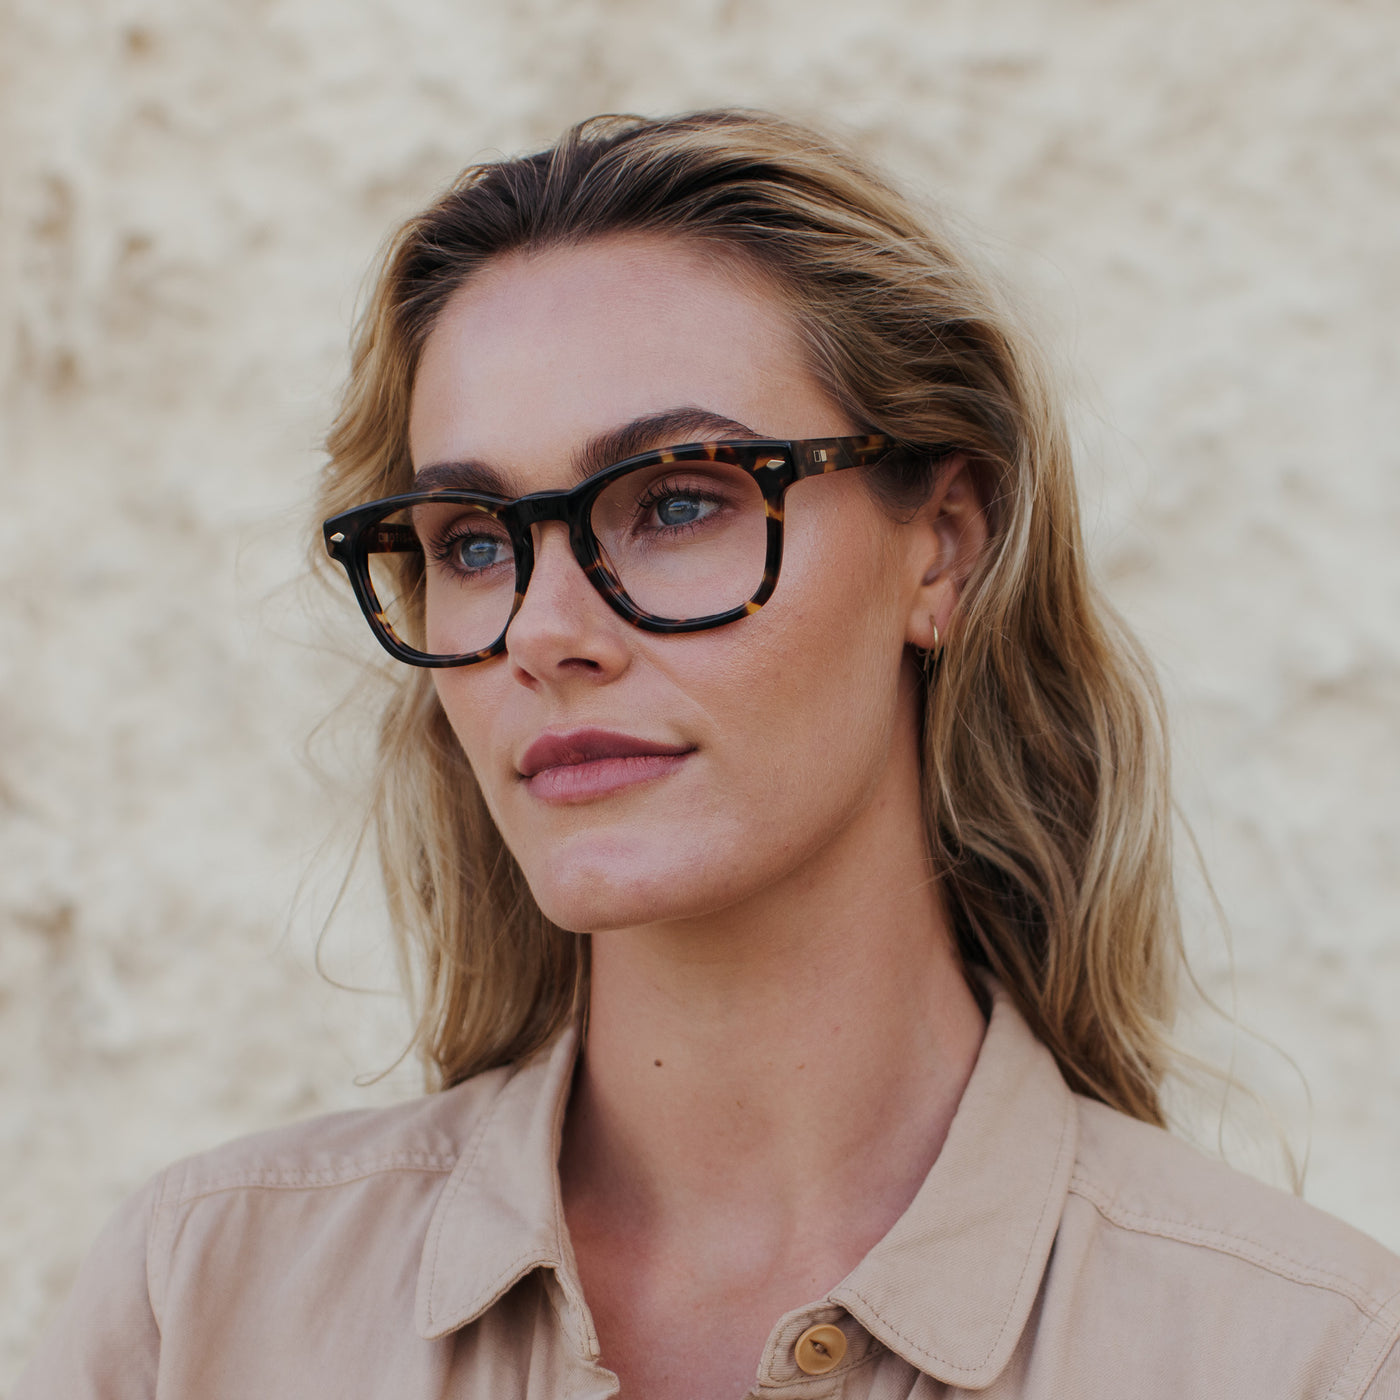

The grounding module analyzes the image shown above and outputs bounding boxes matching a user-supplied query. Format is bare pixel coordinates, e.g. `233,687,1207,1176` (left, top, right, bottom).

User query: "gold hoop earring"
929,620,941,655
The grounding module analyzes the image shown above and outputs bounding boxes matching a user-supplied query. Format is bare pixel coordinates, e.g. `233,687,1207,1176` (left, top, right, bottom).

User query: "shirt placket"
751,1307,879,1398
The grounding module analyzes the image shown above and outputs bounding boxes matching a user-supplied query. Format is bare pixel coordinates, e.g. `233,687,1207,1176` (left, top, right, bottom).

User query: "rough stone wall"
2,0,1397,1386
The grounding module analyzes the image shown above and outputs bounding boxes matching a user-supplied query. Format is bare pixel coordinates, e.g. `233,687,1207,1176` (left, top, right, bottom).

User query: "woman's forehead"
406,235,846,490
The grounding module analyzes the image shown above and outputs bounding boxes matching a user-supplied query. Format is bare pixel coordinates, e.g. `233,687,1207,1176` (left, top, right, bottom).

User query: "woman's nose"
503,522,631,684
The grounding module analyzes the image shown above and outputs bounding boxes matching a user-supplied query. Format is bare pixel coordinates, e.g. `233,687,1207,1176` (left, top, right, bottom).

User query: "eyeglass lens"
364,458,770,659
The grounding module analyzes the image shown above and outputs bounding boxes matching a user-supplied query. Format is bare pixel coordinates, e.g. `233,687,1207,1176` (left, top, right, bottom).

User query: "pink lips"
518,728,695,803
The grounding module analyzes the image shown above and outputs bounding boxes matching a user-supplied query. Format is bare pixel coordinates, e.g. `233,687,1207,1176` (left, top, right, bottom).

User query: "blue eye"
655,496,708,528
454,537,506,570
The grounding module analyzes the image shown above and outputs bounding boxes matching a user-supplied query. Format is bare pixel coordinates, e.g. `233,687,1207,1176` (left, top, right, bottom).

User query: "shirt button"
794,1323,848,1375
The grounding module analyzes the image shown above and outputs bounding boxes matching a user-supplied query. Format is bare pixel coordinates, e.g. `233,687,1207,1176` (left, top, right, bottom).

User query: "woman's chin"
530,878,704,936
524,851,741,936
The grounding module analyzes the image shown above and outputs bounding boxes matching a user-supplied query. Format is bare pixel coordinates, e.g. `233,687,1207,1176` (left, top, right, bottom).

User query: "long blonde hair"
318,109,1182,1125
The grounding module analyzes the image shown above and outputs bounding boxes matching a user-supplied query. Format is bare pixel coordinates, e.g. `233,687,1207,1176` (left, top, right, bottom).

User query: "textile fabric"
18,984,1400,1398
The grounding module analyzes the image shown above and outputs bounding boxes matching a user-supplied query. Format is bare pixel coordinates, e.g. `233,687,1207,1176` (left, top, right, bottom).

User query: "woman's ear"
904,455,988,650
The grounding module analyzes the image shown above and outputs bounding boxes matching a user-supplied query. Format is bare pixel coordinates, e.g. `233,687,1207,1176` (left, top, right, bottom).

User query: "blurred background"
2,0,1397,1385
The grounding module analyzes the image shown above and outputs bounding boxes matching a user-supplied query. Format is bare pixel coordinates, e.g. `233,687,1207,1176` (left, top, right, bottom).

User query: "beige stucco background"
2,0,1398,1386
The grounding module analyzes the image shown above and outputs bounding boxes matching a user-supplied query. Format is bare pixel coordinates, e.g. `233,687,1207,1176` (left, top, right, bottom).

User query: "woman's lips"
518,728,695,803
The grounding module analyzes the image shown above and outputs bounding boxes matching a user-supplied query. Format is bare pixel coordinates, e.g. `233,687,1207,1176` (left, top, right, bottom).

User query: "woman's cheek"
433,676,514,824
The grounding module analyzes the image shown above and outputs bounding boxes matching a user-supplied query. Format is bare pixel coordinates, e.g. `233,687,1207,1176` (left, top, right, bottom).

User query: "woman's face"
409,235,947,934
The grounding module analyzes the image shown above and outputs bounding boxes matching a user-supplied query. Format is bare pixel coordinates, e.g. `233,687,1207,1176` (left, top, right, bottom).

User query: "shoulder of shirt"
1069,1093,1400,1324
153,1062,518,1207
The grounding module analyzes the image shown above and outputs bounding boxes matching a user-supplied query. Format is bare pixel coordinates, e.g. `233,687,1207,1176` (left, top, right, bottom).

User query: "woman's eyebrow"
411,408,761,495
572,408,761,481
411,459,513,495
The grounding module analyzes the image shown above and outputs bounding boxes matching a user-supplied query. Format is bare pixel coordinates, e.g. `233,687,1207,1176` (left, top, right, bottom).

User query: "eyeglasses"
322,434,918,668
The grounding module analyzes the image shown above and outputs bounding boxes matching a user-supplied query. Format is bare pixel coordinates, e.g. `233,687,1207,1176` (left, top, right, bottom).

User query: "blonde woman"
20,111,1400,1400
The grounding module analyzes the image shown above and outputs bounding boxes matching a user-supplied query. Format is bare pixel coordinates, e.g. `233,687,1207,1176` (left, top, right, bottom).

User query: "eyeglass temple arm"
789,437,883,479
325,520,420,564
338,523,420,557
791,437,954,480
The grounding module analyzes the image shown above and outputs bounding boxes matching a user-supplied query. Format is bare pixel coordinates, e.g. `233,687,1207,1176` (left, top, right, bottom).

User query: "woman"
19,110,1400,1399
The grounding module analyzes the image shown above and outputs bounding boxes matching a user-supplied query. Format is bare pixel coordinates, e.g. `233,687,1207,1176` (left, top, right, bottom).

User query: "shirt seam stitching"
1069,1171,1398,1320
147,1159,183,1330
451,1251,561,1329
836,1085,1076,1378
171,1154,459,1203
423,1070,520,1330
759,1345,882,1389
1328,1317,1380,1400
1327,1287,1400,1400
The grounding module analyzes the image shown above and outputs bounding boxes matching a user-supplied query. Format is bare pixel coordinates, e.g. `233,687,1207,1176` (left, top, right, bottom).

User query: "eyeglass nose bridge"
498,481,630,625
506,484,589,530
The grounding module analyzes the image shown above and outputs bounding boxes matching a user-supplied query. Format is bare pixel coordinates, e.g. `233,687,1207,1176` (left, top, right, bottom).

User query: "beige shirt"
18,982,1400,1398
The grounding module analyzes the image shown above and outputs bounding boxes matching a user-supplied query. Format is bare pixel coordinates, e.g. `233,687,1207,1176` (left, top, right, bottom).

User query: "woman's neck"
559,787,987,1291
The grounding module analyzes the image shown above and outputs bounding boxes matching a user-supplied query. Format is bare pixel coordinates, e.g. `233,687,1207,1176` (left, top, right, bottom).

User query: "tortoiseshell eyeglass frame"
322,434,923,669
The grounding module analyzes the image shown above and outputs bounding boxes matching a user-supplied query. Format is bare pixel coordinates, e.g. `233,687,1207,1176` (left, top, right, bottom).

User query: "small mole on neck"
653,1059,662,1068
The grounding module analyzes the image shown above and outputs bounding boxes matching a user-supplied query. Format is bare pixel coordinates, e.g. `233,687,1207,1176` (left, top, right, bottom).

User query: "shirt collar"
415,1023,588,1347
416,981,1077,1390
828,978,1078,1387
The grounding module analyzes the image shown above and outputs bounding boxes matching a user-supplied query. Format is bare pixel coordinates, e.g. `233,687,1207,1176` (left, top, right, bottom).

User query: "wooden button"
794,1323,847,1375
